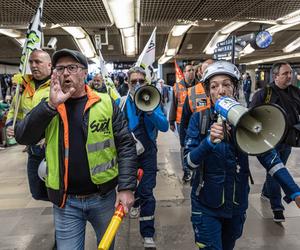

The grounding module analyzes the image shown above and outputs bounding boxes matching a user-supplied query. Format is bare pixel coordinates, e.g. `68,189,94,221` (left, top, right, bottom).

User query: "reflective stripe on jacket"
187,83,210,113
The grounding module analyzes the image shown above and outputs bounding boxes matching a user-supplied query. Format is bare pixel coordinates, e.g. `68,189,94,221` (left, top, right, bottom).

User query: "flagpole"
12,0,44,129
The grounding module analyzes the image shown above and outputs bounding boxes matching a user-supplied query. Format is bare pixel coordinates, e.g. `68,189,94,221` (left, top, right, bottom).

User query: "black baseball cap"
52,49,88,68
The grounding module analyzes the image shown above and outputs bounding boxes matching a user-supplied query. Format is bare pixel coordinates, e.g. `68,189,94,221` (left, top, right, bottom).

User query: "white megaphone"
215,96,287,155
134,85,161,112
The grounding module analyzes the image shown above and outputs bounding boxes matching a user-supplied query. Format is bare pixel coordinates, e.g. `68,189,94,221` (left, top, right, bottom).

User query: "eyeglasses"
54,64,86,75
130,79,146,85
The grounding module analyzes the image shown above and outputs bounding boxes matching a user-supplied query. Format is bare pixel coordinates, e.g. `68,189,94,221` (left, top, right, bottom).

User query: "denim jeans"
262,144,292,211
191,212,246,250
27,145,48,201
54,190,116,250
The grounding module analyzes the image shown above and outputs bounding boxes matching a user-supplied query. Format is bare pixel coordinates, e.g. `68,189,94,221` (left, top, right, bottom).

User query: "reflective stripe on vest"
174,81,188,123
86,93,118,184
188,83,210,113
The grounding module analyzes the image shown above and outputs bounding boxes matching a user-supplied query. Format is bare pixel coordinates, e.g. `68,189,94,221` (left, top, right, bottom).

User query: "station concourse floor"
1,130,300,250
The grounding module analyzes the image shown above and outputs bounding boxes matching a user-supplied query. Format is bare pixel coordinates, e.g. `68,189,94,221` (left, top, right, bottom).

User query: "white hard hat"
203,61,241,85
38,158,47,182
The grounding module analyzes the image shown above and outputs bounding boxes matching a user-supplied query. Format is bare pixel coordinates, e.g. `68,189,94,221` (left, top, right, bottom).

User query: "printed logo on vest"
90,118,111,134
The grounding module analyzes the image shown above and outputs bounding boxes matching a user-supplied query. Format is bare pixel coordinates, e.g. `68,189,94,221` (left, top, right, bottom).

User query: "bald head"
29,50,52,80
201,59,214,75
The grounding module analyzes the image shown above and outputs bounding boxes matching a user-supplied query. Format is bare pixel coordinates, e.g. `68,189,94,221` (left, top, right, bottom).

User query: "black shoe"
182,172,192,182
273,210,285,222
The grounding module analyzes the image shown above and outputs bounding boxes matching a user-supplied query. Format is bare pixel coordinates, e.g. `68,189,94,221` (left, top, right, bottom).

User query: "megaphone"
215,96,287,155
134,85,161,112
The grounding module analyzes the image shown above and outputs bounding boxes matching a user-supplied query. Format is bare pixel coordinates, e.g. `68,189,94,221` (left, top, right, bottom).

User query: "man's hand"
49,71,75,108
115,190,134,214
295,195,300,208
170,124,175,132
6,126,14,137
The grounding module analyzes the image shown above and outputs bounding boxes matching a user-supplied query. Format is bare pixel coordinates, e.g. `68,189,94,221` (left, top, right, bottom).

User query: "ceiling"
1,0,300,65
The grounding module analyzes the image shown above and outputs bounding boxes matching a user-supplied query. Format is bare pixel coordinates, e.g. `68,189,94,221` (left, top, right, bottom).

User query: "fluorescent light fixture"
76,38,96,58
171,24,192,37
245,52,300,65
121,26,135,37
267,23,298,35
203,22,248,55
220,22,249,35
0,29,22,38
277,9,300,24
204,33,228,54
108,44,114,50
158,54,173,64
124,36,136,56
107,0,134,29
283,36,300,53
166,48,176,56
15,38,25,46
62,27,86,39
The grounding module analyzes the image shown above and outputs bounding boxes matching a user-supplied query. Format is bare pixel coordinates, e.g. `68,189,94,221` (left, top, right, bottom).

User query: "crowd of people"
1,47,300,250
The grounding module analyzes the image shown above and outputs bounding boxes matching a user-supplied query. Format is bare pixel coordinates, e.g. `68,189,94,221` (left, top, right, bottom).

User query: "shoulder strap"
264,85,272,104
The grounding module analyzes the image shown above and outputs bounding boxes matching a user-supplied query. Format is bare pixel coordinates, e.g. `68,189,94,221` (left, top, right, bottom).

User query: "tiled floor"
1,130,300,250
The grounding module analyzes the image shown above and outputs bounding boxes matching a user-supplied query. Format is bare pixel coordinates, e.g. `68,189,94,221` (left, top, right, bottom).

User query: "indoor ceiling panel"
179,33,213,56
140,0,201,26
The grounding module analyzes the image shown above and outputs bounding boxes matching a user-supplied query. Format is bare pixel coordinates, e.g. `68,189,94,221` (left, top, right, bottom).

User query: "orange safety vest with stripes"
173,80,188,124
187,83,210,113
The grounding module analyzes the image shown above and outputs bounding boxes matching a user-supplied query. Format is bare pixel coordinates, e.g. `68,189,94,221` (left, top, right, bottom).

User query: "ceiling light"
107,0,134,29
124,36,136,56
166,48,176,56
76,38,96,58
267,23,298,35
62,27,86,39
158,55,173,64
245,52,300,65
186,43,193,50
121,26,135,37
15,38,25,46
204,33,228,54
277,9,300,24
171,24,192,37
0,29,22,38
220,22,249,35
282,37,300,53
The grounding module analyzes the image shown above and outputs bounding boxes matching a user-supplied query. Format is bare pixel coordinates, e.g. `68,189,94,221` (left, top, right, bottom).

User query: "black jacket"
15,98,138,206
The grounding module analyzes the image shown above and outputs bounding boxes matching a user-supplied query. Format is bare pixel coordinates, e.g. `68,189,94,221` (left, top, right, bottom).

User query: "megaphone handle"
212,115,223,144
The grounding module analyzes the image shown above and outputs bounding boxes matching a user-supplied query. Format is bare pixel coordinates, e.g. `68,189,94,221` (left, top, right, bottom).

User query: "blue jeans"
262,144,291,211
54,190,116,250
27,145,48,201
191,212,246,250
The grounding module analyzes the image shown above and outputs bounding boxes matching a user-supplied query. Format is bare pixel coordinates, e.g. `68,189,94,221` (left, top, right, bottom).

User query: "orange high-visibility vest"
173,80,188,124
188,83,210,113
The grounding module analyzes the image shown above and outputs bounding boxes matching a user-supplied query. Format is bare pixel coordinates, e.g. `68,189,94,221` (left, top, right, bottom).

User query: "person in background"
15,49,137,250
243,72,252,107
184,60,300,250
89,73,107,93
118,66,168,249
6,49,51,201
250,62,300,222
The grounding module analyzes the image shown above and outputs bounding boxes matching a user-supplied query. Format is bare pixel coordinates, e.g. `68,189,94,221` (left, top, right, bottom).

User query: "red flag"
174,60,184,83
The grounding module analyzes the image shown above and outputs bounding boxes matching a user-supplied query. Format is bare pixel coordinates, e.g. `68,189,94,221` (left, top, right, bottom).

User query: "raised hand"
49,71,75,108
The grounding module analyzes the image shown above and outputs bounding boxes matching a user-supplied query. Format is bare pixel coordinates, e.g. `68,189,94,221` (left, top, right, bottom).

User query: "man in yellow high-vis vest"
15,49,138,250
